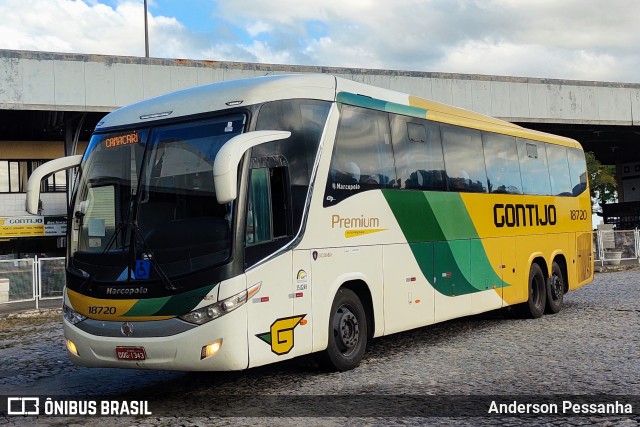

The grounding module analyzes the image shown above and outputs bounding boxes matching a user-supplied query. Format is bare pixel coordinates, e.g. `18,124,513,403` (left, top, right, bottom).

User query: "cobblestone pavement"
1,269,639,426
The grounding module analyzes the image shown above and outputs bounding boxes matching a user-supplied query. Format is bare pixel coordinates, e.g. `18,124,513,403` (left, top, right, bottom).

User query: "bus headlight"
63,303,87,325
179,283,261,325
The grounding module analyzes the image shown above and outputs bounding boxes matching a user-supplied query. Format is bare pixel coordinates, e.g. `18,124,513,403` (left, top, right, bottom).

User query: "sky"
1,0,639,83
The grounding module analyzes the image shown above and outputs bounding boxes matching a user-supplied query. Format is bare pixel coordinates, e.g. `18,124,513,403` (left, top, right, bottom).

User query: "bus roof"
95,73,581,149
96,74,338,130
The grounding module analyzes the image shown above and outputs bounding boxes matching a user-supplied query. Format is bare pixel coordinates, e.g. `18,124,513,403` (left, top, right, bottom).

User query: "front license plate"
115,346,146,361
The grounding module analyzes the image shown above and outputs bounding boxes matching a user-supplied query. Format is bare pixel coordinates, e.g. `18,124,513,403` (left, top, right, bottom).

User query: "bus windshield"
69,114,246,283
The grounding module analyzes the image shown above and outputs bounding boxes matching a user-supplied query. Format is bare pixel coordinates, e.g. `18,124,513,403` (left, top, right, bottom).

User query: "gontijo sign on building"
0,216,66,238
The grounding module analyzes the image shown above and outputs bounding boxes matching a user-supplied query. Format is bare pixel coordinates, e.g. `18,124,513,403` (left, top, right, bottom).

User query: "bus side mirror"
25,155,83,215
213,130,291,204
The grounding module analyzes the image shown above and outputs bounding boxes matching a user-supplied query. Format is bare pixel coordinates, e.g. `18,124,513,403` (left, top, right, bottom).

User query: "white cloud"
0,0,639,83
0,0,137,55
436,41,613,81
246,21,273,38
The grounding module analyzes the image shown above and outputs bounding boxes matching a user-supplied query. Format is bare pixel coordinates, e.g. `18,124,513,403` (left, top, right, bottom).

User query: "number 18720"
569,209,588,221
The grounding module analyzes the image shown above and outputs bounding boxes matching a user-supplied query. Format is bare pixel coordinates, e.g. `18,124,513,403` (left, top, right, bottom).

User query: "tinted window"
517,138,551,195
568,148,588,196
483,133,522,194
255,99,331,230
255,99,330,184
545,144,572,196
246,168,274,246
441,125,488,193
391,115,445,191
325,105,395,205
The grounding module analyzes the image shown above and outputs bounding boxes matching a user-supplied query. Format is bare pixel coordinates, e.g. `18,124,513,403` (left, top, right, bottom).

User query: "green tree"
585,151,616,213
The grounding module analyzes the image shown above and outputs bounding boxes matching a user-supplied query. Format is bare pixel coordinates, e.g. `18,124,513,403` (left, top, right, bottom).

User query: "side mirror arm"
213,131,291,203
26,155,83,214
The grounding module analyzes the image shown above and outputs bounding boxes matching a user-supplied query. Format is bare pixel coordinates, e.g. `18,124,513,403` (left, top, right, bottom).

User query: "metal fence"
0,257,65,307
593,229,640,266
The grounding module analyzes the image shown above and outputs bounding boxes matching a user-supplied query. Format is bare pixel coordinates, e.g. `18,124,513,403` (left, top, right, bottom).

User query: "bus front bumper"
63,307,249,371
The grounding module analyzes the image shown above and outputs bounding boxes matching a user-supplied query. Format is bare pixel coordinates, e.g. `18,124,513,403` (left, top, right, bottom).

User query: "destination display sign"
104,132,139,148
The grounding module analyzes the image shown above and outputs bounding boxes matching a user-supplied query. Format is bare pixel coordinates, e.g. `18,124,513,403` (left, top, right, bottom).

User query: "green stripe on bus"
153,284,217,316
424,192,480,240
382,190,444,242
123,296,171,317
337,92,428,119
382,190,505,296
124,284,216,317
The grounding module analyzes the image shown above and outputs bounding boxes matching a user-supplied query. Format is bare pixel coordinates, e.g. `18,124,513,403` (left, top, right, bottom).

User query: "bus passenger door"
243,166,301,368
246,253,294,368
291,249,313,355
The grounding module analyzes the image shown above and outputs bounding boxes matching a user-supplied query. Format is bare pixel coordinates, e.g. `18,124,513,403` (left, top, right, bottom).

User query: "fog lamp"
66,339,79,356
201,339,223,359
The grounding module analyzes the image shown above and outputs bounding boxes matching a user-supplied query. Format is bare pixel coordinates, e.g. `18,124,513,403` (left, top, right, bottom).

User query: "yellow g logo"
256,315,306,355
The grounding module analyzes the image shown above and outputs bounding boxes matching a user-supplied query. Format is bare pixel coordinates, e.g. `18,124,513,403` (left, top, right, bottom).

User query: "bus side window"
517,138,552,195
246,168,272,246
255,99,331,232
483,133,522,194
441,125,488,193
391,115,446,191
245,166,290,266
568,148,588,196
325,104,395,205
546,144,573,196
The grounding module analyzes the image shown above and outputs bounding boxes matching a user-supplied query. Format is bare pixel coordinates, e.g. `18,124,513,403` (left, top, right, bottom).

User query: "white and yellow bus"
27,74,593,371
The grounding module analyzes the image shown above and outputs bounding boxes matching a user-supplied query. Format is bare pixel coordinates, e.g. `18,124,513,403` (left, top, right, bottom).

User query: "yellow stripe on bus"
66,288,173,321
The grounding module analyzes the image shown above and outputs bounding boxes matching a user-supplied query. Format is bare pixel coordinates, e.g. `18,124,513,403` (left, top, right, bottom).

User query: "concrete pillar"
0,278,9,302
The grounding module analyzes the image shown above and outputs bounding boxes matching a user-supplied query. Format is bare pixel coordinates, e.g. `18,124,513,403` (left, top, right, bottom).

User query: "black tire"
516,263,547,319
317,288,368,372
545,261,565,314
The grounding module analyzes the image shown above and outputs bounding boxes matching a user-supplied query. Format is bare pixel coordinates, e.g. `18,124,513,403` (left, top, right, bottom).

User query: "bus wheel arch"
546,256,567,314
341,280,375,341
317,281,372,371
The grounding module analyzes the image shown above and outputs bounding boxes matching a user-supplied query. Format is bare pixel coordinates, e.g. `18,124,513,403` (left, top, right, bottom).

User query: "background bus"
27,74,593,372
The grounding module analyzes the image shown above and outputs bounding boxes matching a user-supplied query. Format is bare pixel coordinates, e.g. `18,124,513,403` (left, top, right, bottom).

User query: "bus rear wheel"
317,288,368,372
545,261,564,314
516,263,547,319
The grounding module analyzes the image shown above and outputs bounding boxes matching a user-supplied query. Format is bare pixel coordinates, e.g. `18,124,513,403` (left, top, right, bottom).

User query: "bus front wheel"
516,263,547,319
318,288,368,372
545,261,564,314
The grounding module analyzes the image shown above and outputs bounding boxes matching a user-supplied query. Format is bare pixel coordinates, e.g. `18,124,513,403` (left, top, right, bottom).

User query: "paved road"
1,269,639,426
0,298,61,315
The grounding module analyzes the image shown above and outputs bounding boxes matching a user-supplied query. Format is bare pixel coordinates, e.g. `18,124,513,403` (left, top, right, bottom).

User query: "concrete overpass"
0,49,639,252
2,49,639,161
